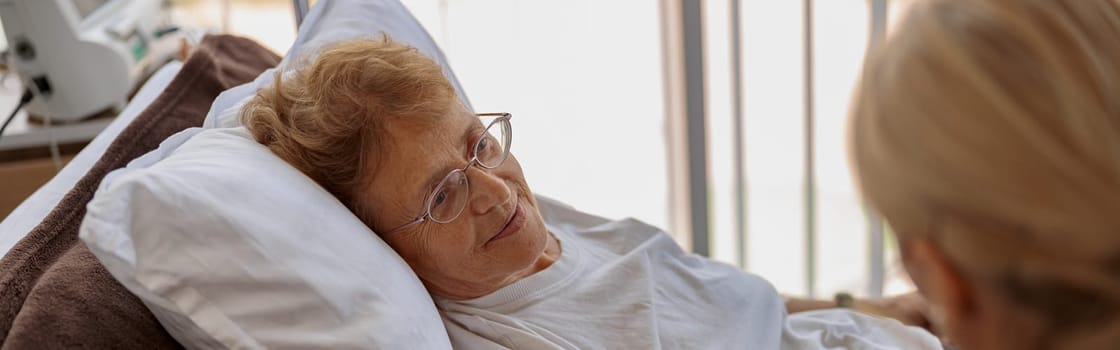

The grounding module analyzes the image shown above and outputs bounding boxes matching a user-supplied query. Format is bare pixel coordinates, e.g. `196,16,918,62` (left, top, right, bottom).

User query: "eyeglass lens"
428,117,511,223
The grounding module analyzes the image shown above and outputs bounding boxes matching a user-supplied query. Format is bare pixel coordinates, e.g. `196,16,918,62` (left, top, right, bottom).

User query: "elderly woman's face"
364,103,551,299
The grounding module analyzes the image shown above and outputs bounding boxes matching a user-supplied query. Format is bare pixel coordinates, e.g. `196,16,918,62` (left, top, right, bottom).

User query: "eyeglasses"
383,113,513,235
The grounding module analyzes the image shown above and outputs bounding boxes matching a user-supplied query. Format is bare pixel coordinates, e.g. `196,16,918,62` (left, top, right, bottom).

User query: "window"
169,0,297,54
402,0,672,234
704,0,907,297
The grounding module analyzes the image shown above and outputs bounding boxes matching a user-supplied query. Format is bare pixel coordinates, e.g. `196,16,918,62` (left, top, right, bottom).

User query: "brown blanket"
0,35,280,349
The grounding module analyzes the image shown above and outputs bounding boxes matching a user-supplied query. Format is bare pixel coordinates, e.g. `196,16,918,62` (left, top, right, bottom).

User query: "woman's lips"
487,199,524,245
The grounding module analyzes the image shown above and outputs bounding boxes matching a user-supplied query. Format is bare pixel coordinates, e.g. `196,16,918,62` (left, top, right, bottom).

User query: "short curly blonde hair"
241,37,457,224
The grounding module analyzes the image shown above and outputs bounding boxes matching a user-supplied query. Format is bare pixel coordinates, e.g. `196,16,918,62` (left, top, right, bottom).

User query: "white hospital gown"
436,196,942,349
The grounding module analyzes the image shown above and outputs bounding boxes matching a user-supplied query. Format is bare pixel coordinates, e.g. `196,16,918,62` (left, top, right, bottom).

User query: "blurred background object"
0,0,177,122
168,0,298,53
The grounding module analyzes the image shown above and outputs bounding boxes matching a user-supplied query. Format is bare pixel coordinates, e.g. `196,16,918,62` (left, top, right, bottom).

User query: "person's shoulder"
534,195,613,230
536,195,677,257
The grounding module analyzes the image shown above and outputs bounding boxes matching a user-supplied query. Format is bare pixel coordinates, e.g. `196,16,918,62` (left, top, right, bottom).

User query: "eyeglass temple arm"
476,112,511,118
384,217,426,236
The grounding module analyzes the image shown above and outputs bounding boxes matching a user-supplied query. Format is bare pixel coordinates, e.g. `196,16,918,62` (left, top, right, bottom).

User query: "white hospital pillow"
205,0,471,129
80,127,452,350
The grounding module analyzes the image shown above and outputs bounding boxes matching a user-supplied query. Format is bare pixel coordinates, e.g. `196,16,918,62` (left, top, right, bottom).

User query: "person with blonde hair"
852,0,1120,348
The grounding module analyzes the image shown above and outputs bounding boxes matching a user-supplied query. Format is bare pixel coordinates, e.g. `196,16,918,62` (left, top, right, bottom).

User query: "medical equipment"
0,0,164,122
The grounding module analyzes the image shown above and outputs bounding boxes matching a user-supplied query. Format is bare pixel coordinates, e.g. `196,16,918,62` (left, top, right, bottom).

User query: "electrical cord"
24,76,62,171
0,80,61,171
0,87,34,144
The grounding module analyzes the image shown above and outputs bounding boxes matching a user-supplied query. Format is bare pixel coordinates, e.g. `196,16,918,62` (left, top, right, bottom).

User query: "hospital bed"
0,1,466,347
0,61,182,256
0,34,281,348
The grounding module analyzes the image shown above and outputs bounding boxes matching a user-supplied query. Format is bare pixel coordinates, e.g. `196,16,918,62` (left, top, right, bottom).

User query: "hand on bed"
854,292,941,336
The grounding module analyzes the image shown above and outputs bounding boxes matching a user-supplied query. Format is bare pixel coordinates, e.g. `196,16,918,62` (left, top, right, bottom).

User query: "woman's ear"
903,237,1051,350
901,238,974,341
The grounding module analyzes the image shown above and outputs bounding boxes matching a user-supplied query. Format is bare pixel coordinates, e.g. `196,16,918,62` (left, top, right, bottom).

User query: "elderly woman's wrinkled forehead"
377,103,479,158
362,104,480,217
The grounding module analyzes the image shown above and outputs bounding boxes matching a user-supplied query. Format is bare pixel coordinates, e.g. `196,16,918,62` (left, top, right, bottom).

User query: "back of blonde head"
853,0,1120,347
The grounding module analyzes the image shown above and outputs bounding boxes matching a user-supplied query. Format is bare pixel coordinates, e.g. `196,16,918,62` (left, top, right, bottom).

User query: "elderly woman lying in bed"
239,37,937,349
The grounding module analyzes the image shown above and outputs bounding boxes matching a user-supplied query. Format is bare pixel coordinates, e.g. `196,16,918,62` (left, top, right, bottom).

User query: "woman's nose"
467,166,510,215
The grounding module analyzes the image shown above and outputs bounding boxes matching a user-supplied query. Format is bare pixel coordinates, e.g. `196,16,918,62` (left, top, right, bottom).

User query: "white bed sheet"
0,61,184,256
